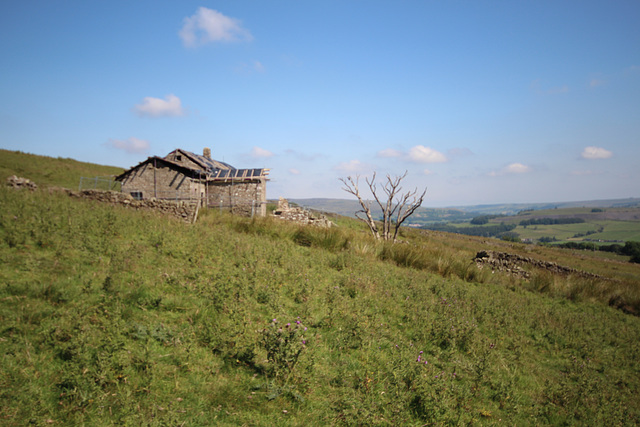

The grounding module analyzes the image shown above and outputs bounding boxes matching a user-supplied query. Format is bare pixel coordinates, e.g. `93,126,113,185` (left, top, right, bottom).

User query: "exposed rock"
6,175,37,191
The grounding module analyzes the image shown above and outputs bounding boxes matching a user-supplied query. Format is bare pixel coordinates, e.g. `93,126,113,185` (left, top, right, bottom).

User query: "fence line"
78,176,121,192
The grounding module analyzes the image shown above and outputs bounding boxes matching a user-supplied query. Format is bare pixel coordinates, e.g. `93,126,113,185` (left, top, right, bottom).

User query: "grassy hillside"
0,149,124,190
2,152,640,425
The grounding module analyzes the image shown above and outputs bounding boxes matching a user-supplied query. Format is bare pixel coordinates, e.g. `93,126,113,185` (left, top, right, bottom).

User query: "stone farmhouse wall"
165,151,207,172
119,161,205,203
119,160,266,217
207,179,267,217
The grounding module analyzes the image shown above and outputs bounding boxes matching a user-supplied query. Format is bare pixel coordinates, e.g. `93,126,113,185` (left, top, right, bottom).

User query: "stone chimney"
203,147,211,159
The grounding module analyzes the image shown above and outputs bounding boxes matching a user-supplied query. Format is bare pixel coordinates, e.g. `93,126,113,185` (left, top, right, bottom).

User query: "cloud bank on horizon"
1,2,638,206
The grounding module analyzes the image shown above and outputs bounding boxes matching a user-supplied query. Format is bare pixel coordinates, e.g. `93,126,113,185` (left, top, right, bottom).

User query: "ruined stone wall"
206,179,267,217
120,162,205,202
474,250,610,281
272,198,333,227
66,189,199,223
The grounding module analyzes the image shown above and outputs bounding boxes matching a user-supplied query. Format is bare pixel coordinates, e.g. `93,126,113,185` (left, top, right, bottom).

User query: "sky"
1,1,639,207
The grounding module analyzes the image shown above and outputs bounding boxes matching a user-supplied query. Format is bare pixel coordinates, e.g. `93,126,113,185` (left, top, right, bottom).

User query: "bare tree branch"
339,175,380,240
341,171,426,242
392,187,427,242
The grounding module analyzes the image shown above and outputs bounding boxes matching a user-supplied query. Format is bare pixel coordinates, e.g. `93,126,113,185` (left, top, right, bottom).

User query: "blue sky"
1,1,639,206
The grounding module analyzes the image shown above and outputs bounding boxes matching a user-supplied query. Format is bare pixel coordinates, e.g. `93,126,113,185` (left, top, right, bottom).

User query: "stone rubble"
473,249,609,281
272,197,333,228
6,175,37,191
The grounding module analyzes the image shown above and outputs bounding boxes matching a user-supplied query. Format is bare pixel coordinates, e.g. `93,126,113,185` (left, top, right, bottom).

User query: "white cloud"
408,145,448,163
581,146,612,160
179,7,252,47
289,168,301,175
589,78,606,88
489,162,532,176
250,146,274,158
506,163,532,173
423,169,434,175
105,137,150,154
377,148,402,158
334,159,368,173
134,94,185,117
253,61,265,72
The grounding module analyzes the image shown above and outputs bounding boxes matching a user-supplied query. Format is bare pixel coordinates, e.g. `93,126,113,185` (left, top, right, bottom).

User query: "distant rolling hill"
288,198,477,224
290,197,640,225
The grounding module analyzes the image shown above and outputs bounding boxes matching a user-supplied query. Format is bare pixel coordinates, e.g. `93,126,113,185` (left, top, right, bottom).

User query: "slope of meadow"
1,152,640,425
0,149,124,190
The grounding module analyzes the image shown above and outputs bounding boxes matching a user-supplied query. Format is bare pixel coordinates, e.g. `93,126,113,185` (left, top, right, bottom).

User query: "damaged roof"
115,149,269,182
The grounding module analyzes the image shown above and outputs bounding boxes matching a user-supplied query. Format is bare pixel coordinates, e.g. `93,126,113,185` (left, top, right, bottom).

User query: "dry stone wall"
473,250,609,281
66,189,199,223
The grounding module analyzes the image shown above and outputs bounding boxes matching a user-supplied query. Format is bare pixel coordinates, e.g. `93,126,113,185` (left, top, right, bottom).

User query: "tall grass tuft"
292,226,350,252
378,242,490,283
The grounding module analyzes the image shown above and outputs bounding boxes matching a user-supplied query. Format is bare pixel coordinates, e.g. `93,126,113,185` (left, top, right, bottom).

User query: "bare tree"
339,175,380,239
340,171,427,242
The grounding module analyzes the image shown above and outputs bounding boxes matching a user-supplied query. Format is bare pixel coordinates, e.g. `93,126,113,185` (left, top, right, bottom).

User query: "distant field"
513,221,640,243
500,207,640,223
485,207,640,244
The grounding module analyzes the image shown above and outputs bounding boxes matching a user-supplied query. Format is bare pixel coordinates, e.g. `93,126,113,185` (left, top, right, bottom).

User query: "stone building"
115,148,269,216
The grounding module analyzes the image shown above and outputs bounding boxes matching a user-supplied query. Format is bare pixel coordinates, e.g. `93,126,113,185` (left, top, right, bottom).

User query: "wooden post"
153,158,157,199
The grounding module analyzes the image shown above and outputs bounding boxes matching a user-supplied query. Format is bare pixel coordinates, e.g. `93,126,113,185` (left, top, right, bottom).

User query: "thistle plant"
259,318,308,381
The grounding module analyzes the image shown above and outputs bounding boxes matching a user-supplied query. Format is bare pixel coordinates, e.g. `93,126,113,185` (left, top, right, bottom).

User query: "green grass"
1,149,124,190
513,220,640,243
1,152,640,425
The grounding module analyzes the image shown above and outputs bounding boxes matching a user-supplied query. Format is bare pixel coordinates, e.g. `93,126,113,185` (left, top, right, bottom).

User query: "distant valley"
290,197,640,224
